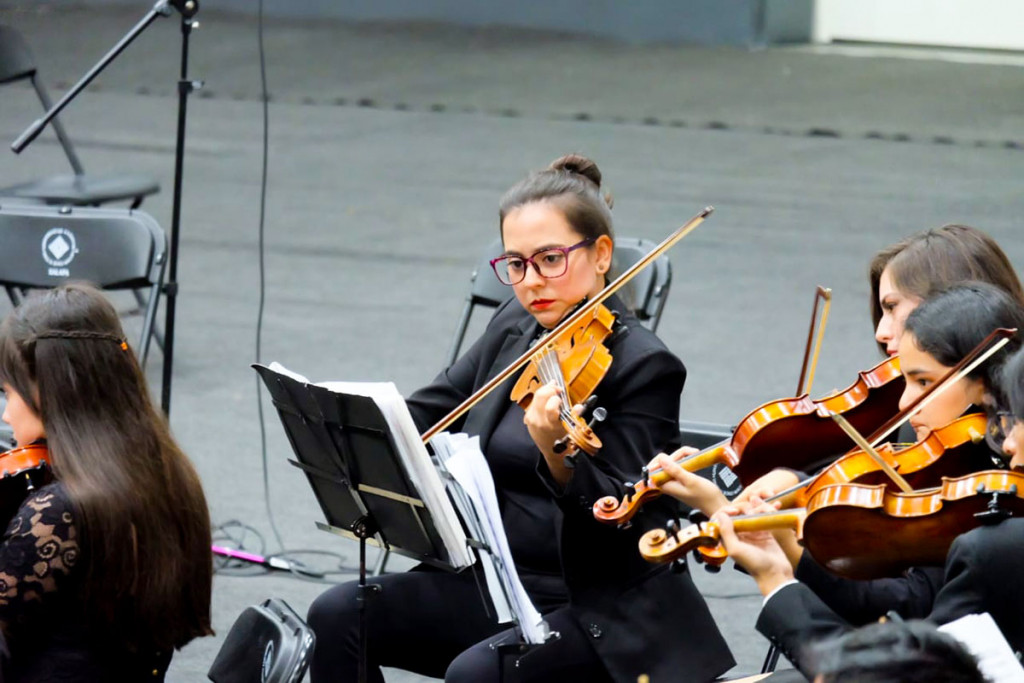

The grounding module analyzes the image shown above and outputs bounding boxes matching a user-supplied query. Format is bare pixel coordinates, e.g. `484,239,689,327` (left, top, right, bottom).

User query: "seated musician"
0,283,213,681
707,283,1024,679
651,223,1024,520
306,154,734,682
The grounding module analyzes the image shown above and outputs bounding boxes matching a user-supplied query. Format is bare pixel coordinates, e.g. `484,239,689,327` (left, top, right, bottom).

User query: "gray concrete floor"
0,4,1022,681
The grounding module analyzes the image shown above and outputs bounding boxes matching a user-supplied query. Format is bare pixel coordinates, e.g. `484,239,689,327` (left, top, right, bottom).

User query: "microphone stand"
11,0,202,416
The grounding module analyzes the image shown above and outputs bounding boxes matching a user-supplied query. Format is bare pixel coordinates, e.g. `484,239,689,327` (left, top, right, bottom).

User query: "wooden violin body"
509,304,617,455
594,355,904,525
640,470,1024,580
0,442,51,527
772,412,991,509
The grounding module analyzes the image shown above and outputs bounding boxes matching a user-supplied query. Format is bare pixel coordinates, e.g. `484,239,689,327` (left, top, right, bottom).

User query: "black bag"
208,598,315,683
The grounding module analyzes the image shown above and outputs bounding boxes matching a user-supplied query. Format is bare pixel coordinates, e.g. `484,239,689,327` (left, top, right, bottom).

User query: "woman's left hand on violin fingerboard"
524,381,582,486
714,497,794,596
649,451,730,517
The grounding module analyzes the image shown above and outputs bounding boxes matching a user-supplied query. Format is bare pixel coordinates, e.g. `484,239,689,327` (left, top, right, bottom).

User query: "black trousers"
306,565,612,683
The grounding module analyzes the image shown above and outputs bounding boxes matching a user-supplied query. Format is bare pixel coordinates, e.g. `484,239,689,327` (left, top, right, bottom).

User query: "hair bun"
550,154,601,188
549,154,613,208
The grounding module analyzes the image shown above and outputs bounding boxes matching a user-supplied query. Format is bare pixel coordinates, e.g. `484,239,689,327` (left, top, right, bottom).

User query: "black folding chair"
0,25,160,208
0,203,167,368
444,236,673,367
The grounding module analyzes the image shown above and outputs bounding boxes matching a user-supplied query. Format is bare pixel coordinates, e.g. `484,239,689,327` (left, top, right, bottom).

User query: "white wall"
815,0,1024,51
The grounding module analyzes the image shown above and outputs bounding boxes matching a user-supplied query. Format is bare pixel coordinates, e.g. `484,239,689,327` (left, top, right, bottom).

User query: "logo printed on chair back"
261,640,275,682
41,227,78,277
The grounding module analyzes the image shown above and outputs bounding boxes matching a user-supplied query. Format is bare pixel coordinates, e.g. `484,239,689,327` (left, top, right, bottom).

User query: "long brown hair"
869,224,1024,354
0,284,212,652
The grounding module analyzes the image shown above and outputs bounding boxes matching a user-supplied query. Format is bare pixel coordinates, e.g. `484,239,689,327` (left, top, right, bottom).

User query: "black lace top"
0,482,169,681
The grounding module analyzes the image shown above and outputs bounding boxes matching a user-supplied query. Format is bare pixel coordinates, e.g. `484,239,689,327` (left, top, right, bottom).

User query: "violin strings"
537,349,574,424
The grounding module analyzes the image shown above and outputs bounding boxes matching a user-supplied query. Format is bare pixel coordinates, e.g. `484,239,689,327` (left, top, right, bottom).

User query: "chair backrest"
0,25,36,84
208,598,315,683
0,203,165,289
0,24,84,175
444,236,673,366
0,203,167,363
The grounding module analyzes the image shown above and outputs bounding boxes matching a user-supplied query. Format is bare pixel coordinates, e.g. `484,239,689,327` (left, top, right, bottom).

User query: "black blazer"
407,295,734,683
794,552,944,624
758,518,1024,678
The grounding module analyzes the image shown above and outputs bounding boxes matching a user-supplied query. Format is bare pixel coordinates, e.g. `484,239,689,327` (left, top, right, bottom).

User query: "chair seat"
0,173,159,205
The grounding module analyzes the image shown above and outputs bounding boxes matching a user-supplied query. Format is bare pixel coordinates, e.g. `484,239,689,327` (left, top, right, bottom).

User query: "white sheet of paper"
439,434,548,644
939,612,1024,683
431,433,513,625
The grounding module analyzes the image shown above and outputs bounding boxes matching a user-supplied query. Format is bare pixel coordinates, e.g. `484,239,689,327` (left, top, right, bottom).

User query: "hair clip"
120,341,129,351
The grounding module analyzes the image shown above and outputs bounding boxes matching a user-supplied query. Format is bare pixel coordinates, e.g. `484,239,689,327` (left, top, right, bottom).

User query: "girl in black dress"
0,283,213,681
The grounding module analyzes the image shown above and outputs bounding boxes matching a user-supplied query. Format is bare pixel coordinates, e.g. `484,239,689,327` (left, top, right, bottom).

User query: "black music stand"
253,363,465,683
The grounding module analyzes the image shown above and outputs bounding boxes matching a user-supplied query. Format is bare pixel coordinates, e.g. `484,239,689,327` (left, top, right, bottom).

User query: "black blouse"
0,482,169,682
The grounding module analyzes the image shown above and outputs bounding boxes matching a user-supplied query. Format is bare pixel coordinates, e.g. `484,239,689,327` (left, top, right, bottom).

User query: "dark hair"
0,283,212,652
498,154,615,243
999,347,1024,422
810,619,987,682
869,225,1024,354
902,281,1024,402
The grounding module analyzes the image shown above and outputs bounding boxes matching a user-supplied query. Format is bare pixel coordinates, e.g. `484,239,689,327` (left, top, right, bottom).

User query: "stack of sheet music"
268,362,473,569
432,432,549,645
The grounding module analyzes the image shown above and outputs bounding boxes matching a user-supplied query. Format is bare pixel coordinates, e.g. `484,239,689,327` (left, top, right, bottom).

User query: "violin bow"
831,413,913,492
865,327,1016,448
421,206,715,443
796,286,832,396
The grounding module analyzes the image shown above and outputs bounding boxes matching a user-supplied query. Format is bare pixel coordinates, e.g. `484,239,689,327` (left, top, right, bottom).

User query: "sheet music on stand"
261,362,473,569
431,432,550,645
260,363,549,644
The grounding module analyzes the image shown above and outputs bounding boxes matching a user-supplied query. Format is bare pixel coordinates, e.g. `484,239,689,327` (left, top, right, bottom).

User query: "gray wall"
35,0,813,46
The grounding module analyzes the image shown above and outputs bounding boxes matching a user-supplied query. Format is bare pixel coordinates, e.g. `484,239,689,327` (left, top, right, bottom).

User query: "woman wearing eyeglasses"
307,154,734,683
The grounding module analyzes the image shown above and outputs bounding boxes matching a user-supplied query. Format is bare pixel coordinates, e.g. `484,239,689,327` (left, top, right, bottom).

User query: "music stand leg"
352,516,381,683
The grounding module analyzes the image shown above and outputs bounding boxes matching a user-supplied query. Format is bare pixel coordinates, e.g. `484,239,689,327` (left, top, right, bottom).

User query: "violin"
770,412,991,509
508,304,617,455
639,469,1024,580
0,442,52,527
593,355,904,525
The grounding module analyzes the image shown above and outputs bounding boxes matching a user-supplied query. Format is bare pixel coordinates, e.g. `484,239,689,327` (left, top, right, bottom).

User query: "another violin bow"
421,206,715,443
830,413,913,492
796,286,832,397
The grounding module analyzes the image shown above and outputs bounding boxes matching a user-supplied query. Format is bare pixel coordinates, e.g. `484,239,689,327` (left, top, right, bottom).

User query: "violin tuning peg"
665,518,678,536
562,453,578,469
553,436,569,454
588,407,607,429
687,508,710,525
670,557,689,574
703,562,722,574
623,481,636,502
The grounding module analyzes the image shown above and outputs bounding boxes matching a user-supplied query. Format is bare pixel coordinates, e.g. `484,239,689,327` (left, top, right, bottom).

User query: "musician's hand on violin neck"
713,499,794,597
524,382,578,486
650,452,728,517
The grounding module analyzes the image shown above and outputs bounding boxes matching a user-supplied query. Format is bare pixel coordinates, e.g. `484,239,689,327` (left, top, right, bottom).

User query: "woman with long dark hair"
0,283,213,681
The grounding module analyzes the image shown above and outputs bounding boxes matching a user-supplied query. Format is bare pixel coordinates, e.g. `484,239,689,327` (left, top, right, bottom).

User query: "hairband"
32,330,129,351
